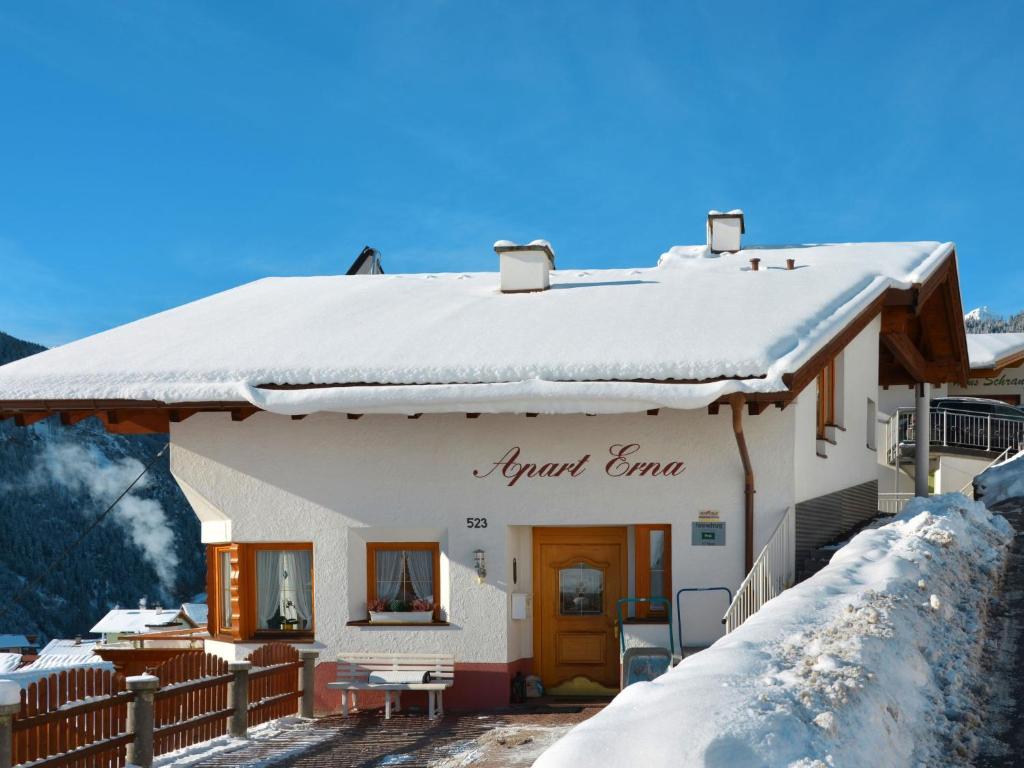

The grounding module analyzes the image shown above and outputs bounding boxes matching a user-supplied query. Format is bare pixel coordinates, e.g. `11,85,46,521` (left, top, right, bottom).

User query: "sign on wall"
692,522,726,546
472,443,686,487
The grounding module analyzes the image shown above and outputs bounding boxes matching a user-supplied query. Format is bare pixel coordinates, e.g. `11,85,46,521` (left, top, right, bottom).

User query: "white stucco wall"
795,318,883,503
170,407,797,660
935,455,991,495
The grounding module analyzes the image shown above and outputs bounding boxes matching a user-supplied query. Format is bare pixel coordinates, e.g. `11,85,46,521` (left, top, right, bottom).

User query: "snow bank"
974,449,1024,508
535,495,1014,768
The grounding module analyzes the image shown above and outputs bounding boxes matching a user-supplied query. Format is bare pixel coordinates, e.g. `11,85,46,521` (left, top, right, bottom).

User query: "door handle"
612,625,619,639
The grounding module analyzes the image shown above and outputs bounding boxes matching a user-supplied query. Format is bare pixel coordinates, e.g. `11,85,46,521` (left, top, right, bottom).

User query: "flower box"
369,610,434,624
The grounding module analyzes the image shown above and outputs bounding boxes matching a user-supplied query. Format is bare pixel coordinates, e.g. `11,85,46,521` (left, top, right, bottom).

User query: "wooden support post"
0,681,20,768
228,661,251,738
126,674,159,768
915,382,930,498
299,650,319,718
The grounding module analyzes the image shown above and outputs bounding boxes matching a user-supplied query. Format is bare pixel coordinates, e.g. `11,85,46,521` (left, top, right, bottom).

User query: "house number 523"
466,517,488,529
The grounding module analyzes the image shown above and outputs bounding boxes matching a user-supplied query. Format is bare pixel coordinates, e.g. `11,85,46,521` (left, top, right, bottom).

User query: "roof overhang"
0,250,971,429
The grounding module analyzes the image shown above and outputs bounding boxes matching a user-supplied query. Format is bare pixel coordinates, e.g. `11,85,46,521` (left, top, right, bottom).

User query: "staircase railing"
723,507,795,633
957,446,1018,497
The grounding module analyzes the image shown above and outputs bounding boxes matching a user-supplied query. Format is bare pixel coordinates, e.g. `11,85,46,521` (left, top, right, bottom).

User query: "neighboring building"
181,602,209,627
953,333,1024,405
90,604,198,645
0,634,34,654
0,215,969,709
877,332,1024,500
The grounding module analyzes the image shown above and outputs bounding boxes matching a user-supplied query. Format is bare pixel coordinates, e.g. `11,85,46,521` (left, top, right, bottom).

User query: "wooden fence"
152,652,233,757
12,667,132,768
3,645,316,768
246,644,301,727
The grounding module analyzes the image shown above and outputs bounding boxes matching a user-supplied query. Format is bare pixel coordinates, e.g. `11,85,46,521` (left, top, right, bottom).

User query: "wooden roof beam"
14,412,51,427
881,332,929,383
60,411,95,426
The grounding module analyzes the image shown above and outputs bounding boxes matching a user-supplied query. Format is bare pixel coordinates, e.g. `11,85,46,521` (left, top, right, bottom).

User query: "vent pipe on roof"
494,240,556,293
707,210,745,254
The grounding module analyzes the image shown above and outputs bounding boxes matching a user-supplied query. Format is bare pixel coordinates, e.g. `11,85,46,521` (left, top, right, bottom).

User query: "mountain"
0,331,205,642
965,306,997,323
963,308,1024,334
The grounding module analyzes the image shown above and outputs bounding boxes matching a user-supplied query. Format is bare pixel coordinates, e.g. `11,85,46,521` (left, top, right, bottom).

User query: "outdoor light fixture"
473,549,487,583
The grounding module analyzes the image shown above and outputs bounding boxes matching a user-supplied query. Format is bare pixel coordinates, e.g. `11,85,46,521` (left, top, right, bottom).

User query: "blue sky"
1,1,1022,346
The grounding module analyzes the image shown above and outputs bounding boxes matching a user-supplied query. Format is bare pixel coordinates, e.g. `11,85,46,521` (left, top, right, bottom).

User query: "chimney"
494,240,555,293
707,210,745,254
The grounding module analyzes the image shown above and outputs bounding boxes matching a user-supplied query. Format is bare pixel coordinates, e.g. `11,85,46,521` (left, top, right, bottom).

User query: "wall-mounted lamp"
473,549,487,583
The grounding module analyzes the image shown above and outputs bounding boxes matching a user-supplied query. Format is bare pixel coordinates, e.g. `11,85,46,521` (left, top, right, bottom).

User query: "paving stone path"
188,702,603,768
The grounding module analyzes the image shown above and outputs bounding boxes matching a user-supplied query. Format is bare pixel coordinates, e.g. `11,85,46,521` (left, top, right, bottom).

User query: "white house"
90,604,198,645
0,214,969,710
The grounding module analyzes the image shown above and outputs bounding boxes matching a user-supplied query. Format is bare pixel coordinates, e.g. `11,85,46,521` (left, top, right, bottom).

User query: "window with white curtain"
367,543,439,610
255,548,314,631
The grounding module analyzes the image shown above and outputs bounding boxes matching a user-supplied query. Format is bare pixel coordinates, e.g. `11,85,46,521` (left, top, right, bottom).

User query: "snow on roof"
90,608,191,635
0,242,954,415
181,602,208,626
967,333,1024,370
0,654,21,673
0,635,31,649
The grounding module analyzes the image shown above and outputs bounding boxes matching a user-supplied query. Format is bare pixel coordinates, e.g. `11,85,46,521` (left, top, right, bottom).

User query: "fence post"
227,661,251,739
126,674,159,768
299,650,320,718
0,680,21,768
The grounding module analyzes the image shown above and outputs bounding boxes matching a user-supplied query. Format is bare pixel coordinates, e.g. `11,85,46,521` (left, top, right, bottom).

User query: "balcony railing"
885,407,1024,464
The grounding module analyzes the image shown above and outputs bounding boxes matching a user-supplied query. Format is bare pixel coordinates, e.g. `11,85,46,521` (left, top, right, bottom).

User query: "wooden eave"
0,250,971,431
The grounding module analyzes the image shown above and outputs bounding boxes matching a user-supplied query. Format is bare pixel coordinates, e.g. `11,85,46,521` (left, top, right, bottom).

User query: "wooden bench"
327,652,455,720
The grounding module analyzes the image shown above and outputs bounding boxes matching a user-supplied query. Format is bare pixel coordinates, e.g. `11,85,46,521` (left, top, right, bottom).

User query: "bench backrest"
336,652,455,684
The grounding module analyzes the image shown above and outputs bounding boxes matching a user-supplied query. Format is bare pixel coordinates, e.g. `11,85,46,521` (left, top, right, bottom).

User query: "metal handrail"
722,507,795,633
957,446,1018,496
886,406,1024,462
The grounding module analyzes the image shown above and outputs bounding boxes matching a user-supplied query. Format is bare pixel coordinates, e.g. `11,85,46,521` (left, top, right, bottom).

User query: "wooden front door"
534,527,626,695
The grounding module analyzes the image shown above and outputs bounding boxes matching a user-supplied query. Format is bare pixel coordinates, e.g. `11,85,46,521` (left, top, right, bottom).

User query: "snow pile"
535,494,1014,768
974,449,1024,508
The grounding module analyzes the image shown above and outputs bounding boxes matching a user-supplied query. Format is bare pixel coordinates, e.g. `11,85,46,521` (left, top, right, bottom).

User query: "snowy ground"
152,718,335,768
535,494,1014,768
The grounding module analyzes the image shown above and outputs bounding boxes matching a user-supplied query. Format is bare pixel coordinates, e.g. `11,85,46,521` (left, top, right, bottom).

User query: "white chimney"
706,210,745,254
494,240,556,293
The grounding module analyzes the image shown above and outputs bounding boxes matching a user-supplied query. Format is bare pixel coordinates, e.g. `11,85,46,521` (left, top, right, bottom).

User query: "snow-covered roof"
181,602,208,626
90,608,192,635
0,635,31,649
0,241,956,415
0,654,21,673
967,333,1024,371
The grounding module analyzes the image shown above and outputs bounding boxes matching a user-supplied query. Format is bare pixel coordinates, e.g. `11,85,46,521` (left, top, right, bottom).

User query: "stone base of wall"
313,658,534,715
795,479,879,574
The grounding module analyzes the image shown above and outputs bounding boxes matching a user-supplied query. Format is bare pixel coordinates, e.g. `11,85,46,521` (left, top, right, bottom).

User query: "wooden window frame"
816,358,836,440
206,542,315,643
366,542,441,621
634,525,671,620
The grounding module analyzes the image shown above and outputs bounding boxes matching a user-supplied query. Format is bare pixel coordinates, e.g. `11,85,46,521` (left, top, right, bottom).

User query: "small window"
255,547,314,632
816,358,836,439
635,525,671,618
559,562,605,615
866,398,877,451
218,549,233,630
366,543,440,618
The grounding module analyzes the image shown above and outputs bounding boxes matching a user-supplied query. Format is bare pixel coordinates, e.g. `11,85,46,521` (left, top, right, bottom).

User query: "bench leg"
437,691,444,718
342,691,349,717
427,691,435,720
395,692,402,713
385,691,392,720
